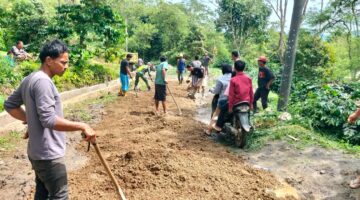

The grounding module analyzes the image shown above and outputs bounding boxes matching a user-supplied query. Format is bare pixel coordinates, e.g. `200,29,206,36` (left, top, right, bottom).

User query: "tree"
277,0,308,111
0,0,50,51
50,0,125,50
216,0,271,51
266,0,288,64
310,0,360,80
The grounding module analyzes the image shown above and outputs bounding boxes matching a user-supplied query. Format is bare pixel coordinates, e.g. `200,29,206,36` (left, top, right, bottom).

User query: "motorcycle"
222,101,252,148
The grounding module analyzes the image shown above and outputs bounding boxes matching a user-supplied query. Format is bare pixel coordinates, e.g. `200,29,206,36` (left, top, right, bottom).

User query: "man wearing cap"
253,56,275,112
177,54,186,84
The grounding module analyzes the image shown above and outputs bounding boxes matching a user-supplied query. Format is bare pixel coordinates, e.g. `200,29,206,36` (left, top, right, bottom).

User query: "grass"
247,122,360,155
0,51,6,57
0,131,22,151
247,93,360,155
64,91,117,122
0,95,4,111
0,91,117,153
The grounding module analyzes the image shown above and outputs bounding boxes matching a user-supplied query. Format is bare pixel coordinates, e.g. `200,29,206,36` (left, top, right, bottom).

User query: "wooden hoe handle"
82,133,127,200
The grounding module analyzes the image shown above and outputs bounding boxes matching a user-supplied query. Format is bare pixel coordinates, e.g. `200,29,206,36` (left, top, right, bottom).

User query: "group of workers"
118,52,212,114
2,38,360,200
204,51,275,134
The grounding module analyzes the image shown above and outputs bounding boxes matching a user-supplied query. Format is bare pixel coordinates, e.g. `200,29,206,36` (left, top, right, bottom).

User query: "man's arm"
4,84,26,122
126,66,132,79
210,80,222,94
34,79,95,140
266,69,275,90
7,108,26,122
53,117,95,141
162,68,167,84
348,108,360,124
228,80,235,112
249,79,254,109
266,79,274,90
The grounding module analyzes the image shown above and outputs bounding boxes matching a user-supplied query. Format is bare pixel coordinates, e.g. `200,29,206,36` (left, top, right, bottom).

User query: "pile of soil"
68,82,290,199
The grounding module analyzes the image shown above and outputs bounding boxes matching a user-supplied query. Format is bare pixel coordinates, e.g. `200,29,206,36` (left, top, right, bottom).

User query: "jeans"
216,99,229,128
253,87,270,110
177,70,184,83
29,157,68,200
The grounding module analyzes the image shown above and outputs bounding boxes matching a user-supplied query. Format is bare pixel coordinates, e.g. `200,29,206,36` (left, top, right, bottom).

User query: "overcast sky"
272,0,330,30
169,0,331,31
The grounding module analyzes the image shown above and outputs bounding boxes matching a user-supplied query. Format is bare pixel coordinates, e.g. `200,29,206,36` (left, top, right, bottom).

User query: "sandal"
350,177,360,189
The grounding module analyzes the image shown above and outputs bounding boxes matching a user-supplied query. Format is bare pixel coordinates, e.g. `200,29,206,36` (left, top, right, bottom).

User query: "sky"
169,0,331,31
270,0,330,31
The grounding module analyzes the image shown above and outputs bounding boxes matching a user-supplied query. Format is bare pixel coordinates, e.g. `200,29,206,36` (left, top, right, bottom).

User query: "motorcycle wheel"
234,118,247,148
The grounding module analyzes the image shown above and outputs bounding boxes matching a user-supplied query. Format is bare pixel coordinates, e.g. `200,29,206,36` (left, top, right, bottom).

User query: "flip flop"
350,178,360,189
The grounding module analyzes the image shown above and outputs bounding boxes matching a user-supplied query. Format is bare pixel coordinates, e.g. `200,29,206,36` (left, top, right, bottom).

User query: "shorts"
120,73,129,91
154,84,167,101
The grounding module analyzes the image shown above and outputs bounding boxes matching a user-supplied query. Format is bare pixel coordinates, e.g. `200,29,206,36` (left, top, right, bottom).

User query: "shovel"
166,84,182,115
82,133,127,200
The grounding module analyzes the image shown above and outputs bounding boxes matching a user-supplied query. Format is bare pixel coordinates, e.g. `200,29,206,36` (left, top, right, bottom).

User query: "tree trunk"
277,0,307,111
278,0,287,64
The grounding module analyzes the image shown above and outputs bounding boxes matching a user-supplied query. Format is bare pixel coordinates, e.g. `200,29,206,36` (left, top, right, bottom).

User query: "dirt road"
0,81,296,200
68,82,295,199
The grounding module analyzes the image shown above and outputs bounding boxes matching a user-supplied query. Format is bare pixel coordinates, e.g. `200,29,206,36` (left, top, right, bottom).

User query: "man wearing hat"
177,54,186,84
253,56,275,112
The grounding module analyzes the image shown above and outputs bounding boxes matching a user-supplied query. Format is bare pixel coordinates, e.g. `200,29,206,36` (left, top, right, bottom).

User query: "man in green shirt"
134,59,154,91
154,56,168,114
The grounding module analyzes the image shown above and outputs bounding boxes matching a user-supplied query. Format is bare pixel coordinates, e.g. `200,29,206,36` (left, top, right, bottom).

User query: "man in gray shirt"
4,39,96,200
10,41,30,61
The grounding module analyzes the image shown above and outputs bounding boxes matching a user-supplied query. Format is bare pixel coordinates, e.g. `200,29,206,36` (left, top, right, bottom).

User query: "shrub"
18,61,39,77
0,56,21,85
0,95,4,111
290,82,360,144
211,55,232,68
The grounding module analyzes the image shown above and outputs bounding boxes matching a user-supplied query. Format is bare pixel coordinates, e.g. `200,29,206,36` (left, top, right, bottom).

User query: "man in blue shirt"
177,54,186,84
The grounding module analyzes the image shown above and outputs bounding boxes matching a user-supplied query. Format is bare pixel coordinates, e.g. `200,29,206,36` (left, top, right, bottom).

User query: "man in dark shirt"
253,56,275,112
119,54,133,96
186,65,204,99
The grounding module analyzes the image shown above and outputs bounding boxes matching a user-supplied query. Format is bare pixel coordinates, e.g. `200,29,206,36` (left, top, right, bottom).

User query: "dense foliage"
289,82,360,144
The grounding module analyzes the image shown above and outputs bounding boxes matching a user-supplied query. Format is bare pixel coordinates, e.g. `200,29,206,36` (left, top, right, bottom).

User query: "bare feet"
350,176,360,189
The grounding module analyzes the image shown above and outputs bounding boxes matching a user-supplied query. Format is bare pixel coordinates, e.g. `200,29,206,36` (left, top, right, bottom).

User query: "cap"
258,56,267,62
